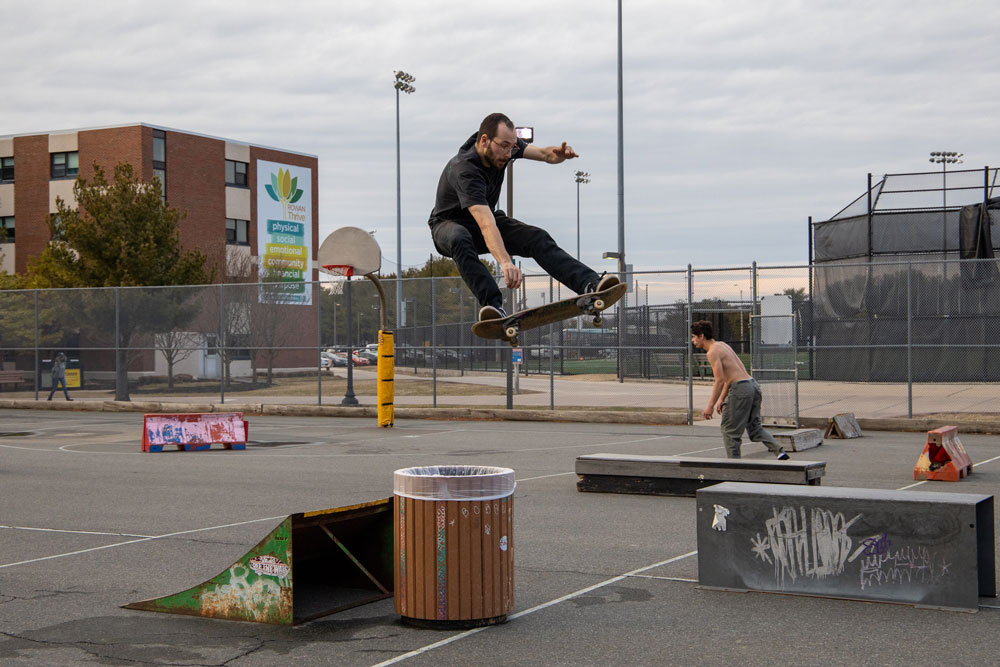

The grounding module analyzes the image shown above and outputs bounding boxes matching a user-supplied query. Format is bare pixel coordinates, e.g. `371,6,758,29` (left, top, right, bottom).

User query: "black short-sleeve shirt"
428,133,527,226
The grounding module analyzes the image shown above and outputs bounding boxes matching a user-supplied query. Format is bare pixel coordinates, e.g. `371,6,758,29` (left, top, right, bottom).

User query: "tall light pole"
929,151,963,251
574,171,590,260
616,0,625,281
394,70,415,331
929,151,962,292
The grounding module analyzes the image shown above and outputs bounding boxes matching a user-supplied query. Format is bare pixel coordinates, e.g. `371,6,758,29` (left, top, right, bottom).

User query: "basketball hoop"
322,264,354,277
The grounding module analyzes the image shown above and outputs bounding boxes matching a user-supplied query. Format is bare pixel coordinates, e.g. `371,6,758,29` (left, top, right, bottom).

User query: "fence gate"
750,313,798,426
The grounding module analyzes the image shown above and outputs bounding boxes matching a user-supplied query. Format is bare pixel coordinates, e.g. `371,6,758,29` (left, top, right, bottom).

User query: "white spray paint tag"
712,504,730,531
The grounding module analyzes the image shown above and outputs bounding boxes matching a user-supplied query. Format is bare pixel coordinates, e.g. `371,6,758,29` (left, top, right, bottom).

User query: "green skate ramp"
125,498,393,625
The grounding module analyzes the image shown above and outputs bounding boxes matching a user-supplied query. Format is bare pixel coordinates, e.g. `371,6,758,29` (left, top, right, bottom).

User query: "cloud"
4,0,999,276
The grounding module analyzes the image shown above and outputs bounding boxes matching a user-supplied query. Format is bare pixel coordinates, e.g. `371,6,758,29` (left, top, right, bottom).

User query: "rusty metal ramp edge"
124,497,394,625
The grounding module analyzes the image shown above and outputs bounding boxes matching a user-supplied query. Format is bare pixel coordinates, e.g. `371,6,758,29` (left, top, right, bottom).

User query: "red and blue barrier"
142,413,249,452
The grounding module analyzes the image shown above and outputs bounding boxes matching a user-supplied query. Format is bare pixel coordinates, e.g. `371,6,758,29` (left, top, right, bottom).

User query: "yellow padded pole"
377,330,395,427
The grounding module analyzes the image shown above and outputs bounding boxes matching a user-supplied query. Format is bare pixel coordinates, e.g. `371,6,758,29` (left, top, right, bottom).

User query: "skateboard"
472,282,627,347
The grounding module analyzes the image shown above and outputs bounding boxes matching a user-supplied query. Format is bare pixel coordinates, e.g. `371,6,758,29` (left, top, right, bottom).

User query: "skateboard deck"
472,282,627,346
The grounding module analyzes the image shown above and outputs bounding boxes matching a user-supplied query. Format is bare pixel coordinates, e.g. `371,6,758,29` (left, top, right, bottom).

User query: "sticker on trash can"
712,505,730,532
500,536,508,551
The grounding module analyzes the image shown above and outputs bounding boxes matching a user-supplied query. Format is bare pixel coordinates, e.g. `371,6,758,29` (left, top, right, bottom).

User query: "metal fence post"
317,280,323,406
114,287,120,401
549,276,554,410
907,261,913,418
432,275,437,408
687,264,694,425
33,289,39,399
219,283,226,404
506,287,513,410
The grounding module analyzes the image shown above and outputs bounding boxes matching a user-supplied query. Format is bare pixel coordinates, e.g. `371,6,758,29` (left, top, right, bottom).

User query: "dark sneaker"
776,451,790,461
586,272,621,294
478,305,507,322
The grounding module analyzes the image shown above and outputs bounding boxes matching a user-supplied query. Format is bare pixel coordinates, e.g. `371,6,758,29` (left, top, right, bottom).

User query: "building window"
50,151,79,179
153,167,166,204
0,157,13,183
226,218,250,245
0,216,13,243
152,130,166,204
225,159,248,187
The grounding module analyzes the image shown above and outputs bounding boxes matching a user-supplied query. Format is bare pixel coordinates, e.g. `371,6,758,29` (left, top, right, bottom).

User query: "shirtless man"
690,320,788,460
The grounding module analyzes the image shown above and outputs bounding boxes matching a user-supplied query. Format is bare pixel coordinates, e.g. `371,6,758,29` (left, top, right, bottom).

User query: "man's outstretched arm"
468,204,523,289
523,142,578,164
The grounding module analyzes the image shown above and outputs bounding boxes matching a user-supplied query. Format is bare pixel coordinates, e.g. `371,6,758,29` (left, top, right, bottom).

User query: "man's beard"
489,152,509,169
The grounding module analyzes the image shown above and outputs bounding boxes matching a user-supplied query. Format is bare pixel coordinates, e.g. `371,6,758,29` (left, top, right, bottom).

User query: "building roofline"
0,122,318,159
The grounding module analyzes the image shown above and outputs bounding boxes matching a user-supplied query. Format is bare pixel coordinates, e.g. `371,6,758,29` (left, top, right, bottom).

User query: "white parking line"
368,550,699,667
0,525,154,538
0,515,286,570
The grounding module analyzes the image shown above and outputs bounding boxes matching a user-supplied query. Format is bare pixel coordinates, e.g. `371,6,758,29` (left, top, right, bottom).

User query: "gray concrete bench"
697,482,995,611
576,453,826,497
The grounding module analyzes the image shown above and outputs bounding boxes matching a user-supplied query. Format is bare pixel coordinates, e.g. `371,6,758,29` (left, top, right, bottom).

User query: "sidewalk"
4,368,998,424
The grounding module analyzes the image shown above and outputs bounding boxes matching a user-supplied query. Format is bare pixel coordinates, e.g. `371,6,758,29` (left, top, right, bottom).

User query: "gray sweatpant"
720,378,782,458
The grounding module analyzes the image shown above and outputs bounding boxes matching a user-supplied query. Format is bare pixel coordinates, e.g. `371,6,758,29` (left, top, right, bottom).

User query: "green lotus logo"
265,168,304,219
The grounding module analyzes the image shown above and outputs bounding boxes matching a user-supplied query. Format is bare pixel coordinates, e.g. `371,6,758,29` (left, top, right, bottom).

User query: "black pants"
430,213,599,308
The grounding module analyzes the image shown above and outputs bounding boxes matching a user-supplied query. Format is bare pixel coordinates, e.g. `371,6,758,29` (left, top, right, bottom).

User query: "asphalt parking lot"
2,409,999,666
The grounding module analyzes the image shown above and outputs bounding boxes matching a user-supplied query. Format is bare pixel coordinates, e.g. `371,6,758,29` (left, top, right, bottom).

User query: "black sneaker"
587,273,621,293
478,305,507,322
776,451,790,461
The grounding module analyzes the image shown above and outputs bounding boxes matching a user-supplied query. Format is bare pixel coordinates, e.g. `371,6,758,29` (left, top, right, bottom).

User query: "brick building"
0,123,320,382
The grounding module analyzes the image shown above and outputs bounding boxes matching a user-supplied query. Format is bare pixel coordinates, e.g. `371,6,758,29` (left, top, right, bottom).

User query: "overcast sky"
5,0,1000,278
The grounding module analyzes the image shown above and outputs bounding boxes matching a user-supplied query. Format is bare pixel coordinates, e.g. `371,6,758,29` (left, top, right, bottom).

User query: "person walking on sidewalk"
428,112,619,322
47,351,73,402
691,320,785,460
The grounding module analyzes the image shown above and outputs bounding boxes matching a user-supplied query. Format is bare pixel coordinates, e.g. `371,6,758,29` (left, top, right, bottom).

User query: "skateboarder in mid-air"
428,112,619,323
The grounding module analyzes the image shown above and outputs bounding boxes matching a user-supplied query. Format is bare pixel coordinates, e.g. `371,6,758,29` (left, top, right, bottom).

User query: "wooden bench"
142,412,249,452
0,370,25,391
576,452,826,497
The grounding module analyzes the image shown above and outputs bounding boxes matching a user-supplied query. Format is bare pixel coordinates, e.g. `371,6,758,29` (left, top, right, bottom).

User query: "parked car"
357,349,378,364
324,351,348,367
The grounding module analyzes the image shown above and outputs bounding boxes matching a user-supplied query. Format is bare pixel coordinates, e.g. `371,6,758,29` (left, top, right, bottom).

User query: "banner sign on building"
257,160,312,305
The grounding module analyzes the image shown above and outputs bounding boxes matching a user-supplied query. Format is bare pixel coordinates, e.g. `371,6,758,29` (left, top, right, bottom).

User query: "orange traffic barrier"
913,425,973,482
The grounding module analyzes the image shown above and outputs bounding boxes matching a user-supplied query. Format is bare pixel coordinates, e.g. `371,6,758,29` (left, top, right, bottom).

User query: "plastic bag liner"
393,466,516,501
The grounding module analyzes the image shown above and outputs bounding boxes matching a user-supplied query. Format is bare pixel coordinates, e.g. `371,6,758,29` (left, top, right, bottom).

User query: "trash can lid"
393,465,516,501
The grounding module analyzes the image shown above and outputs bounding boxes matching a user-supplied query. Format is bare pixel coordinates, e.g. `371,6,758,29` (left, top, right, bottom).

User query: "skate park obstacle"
142,413,248,452
825,412,863,439
575,453,825,497
771,428,823,452
914,425,973,482
125,498,394,624
696,482,995,611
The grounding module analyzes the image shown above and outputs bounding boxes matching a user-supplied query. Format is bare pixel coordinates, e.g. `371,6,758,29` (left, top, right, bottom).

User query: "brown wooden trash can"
393,466,515,628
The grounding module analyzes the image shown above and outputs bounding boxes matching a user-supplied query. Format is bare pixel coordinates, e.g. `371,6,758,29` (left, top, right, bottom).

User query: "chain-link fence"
2,257,999,421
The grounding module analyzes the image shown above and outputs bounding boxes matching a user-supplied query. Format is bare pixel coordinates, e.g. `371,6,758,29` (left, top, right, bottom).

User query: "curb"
0,399,687,426
2,399,995,432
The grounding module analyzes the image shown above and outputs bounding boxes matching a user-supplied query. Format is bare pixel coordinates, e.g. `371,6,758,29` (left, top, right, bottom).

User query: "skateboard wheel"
593,316,603,327
510,336,519,347
594,298,605,310
505,326,518,339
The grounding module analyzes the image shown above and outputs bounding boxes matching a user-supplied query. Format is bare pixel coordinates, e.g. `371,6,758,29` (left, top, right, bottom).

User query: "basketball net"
322,264,354,277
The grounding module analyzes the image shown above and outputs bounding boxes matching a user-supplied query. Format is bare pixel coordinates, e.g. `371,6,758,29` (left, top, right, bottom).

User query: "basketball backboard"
317,227,382,277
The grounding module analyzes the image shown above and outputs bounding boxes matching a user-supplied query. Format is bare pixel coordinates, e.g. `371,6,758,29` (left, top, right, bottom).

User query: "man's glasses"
491,139,518,155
